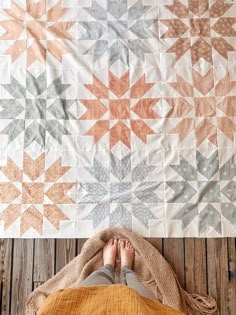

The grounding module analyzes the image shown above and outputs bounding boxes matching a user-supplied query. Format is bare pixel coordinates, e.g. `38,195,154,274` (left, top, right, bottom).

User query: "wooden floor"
0,238,235,315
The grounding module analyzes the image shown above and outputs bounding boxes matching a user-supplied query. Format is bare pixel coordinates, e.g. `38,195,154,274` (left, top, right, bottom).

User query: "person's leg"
79,238,117,287
119,240,156,300
79,264,115,286
120,266,156,300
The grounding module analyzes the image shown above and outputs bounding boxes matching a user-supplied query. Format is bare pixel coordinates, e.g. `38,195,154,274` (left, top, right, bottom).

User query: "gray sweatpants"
79,264,156,300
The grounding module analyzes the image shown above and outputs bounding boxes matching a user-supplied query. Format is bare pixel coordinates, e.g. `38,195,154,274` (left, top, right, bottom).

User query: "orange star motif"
0,154,75,236
1,1,75,66
80,71,158,148
170,118,195,142
162,0,235,63
195,118,217,147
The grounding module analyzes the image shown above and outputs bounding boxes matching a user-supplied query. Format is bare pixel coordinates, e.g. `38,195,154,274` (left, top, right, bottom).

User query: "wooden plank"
0,240,2,313
227,238,236,315
11,239,34,315
33,282,43,290
33,239,55,283
207,238,228,315
163,238,185,288
146,238,163,254
184,239,207,295
77,239,87,255
0,239,13,315
0,239,4,312
55,239,77,273
1,236,234,314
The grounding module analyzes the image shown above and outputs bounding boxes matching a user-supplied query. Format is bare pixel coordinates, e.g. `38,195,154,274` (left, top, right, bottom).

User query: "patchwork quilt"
0,0,236,238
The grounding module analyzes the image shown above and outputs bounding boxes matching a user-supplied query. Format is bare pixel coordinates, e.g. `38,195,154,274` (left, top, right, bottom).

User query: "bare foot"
120,240,134,269
103,238,118,267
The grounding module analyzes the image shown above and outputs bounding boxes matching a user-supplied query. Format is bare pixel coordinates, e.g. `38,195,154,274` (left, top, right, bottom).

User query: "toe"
120,240,125,248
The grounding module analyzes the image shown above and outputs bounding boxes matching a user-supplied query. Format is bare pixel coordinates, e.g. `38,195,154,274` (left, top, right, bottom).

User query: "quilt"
0,0,236,238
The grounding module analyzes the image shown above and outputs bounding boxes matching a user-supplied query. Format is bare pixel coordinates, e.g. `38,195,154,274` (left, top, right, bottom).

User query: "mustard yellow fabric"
37,285,185,315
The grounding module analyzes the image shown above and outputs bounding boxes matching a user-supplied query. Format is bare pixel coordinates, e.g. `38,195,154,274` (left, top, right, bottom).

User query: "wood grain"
163,238,185,288
33,239,55,283
184,239,207,295
146,238,163,254
0,239,13,315
55,239,76,273
207,238,228,315
11,240,34,315
227,238,236,315
0,238,235,314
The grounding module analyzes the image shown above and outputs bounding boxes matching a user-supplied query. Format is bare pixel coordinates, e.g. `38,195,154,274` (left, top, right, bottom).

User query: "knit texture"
26,228,217,315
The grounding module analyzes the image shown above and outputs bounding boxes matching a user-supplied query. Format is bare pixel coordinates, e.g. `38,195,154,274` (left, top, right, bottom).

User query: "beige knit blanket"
26,228,217,315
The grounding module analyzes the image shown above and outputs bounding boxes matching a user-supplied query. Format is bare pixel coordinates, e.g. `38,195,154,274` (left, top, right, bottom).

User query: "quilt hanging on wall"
0,0,236,238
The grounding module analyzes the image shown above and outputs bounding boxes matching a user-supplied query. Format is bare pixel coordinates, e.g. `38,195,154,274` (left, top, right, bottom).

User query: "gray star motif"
221,181,236,202
166,181,197,203
110,205,132,229
199,204,221,234
219,155,236,180
79,153,160,228
172,203,198,229
170,155,197,181
80,0,157,66
198,181,220,203
0,72,76,147
196,150,219,180
221,203,236,226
